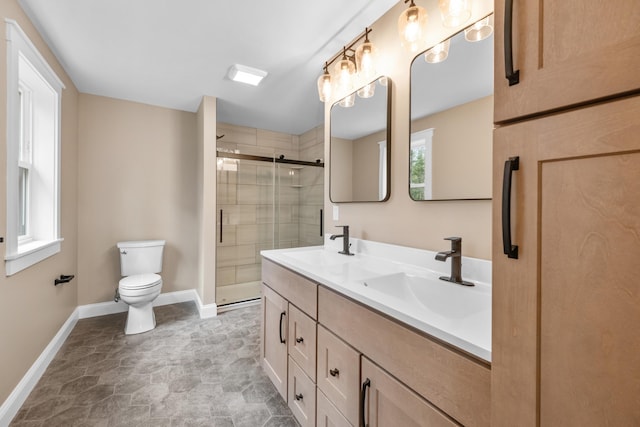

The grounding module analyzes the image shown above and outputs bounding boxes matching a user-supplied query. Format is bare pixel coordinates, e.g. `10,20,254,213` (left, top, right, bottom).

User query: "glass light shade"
356,41,378,83
398,3,428,53
338,93,356,108
317,72,332,102
378,76,389,87
333,57,356,97
465,15,494,42
438,0,471,28
357,82,376,99
424,38,450,63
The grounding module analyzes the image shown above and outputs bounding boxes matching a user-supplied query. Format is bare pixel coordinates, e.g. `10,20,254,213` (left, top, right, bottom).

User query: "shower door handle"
320,209,323,237
219,209,223,243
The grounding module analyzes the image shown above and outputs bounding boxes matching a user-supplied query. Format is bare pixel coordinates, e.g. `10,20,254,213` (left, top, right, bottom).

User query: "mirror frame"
408,26,493,202
329,76,392,203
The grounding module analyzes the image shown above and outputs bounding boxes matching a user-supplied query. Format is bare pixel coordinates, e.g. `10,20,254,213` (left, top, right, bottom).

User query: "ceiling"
18,0,400,135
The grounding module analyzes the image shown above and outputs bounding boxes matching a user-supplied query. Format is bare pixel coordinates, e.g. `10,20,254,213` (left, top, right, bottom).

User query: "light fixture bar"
322,27,373,72
227,64,268,86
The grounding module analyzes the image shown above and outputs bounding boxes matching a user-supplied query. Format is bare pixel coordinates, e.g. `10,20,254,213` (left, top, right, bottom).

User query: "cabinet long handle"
279,311,286,344
502,156,519,259
361,378,371,427
219,209,223,243
504,0,520,86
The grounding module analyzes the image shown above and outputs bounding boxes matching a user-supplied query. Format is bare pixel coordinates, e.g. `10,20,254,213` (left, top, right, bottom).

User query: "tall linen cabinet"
491,1,640,425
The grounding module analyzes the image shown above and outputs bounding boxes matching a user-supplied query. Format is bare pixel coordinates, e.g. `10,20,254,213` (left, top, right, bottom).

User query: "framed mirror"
330,76,391,203
409,20,493,201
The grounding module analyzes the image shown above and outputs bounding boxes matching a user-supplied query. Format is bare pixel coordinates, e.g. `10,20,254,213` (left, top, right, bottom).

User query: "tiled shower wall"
215,122,324,305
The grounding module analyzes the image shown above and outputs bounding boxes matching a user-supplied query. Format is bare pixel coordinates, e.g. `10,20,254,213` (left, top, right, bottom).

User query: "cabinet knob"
329,368,340,377
294,393,303,401
296,336,304,343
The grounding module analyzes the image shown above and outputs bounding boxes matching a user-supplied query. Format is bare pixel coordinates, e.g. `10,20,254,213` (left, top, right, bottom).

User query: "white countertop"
261,236,492,362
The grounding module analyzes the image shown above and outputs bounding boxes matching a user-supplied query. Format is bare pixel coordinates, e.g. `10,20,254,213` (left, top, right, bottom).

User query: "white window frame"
410,128,433,200
5,19,65,275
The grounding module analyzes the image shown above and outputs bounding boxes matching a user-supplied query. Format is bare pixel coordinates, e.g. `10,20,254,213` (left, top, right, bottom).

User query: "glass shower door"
216,156,275,305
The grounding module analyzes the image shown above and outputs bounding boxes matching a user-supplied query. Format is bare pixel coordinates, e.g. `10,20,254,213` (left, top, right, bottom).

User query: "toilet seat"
119,273,162,291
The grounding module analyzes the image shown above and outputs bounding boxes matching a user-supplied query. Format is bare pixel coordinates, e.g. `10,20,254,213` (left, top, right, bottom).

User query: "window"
410,128,433,200
5,19,65,275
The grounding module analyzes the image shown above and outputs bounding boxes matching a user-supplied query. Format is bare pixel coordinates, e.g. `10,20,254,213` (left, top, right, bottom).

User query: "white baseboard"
0,307,79,427
0,288,215,427
193,291,218,319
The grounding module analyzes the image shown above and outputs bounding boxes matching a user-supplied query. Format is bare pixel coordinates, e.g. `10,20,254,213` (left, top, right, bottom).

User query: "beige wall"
412,96,493,199
325,0,493,260
77,94,198,305
0,1,79,404
353,130,386,201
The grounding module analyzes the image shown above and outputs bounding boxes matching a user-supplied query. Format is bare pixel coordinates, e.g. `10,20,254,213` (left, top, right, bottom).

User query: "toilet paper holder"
54,274,75,286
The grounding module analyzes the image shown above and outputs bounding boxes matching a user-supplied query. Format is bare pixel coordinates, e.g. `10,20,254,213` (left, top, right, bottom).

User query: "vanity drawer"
318,286,491,427
288,304,317,382
317,325,360,426
317,389,353,427
263,259,317,319
288,357,317,427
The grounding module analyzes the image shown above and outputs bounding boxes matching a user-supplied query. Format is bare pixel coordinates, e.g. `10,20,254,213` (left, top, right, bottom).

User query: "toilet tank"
117,240,165,276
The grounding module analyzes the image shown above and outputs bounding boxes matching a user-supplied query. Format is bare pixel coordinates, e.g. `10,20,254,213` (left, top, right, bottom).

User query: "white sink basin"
360,272,490,319
282,249,354,267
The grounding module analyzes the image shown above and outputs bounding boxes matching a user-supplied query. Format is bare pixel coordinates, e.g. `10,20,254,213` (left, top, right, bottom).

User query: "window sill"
5,238,64,276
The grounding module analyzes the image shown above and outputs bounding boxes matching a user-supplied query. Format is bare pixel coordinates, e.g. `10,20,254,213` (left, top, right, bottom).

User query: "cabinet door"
361,357,456,427
494,0,640,123
288,357,317,427
317,325,360,426
492,96,640,426
261,284,288,401
317,389,353,427
288,304,317,381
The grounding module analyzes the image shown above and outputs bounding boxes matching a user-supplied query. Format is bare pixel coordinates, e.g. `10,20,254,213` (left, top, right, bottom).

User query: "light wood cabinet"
492,95,640,425
289,356,317,427
261,283,288,400
317,390,352,427
494,0,640,123
361,357,457,427
318,286,490,427
316,325,360,426
289,304,317,382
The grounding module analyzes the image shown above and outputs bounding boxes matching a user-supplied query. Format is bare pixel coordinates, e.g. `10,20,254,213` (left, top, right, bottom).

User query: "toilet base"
124,302,156,335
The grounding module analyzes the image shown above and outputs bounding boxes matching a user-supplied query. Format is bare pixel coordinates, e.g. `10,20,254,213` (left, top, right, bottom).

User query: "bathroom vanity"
261,238,492,427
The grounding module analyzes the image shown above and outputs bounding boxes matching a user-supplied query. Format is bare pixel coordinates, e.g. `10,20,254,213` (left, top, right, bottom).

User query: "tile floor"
10,302,299,427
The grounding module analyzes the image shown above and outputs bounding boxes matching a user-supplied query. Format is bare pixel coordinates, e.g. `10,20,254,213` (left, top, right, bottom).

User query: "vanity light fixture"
425,38,451,63
398,0,428,53
438,0,471,28
317,28,379,102
317,63,332,102
227,64,268,86
464,15,494,42
355,28,378,83
334,48,357,97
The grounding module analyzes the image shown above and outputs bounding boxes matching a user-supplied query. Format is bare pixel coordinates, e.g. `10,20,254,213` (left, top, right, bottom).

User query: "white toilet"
117,240,165,335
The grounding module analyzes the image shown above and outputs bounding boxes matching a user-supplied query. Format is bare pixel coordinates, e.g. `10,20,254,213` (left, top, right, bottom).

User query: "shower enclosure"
216,150,324,306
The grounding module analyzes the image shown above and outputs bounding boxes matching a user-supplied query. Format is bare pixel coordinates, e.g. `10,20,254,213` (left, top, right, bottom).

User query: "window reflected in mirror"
330,76,391,203
409,19,493,201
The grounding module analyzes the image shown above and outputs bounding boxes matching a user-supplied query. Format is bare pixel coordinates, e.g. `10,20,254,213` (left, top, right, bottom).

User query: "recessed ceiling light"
227,64,268,86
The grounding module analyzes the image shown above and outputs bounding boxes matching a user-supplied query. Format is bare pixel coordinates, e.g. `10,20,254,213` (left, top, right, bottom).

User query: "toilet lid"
119,273,162,290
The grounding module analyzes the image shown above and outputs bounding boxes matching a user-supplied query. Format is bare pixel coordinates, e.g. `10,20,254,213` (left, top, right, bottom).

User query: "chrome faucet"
330,225,354,256
435,237,474,286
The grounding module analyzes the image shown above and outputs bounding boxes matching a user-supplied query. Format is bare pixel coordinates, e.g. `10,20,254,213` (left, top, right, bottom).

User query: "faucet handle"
443,236,462,252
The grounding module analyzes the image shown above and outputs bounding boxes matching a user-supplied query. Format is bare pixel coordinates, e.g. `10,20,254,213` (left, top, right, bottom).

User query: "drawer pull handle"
329,368,340,377
294,393,304,401
296,337,304,343
361,378,371,427
504,0,520,86
279,311,286,344
502,156,519,259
